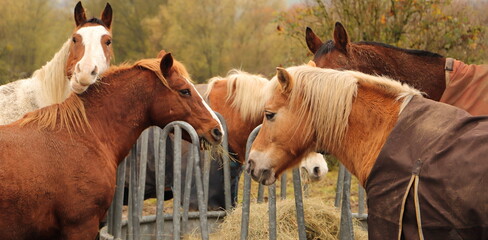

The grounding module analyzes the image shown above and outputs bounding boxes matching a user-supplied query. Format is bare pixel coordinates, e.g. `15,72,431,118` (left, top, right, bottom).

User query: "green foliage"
277,0,488,64
0,0,72,84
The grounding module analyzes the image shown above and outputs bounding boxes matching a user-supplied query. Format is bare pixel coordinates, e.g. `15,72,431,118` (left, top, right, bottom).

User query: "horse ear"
333,22,349,53
157,50,167,58
74,1,87,27
305,27,323,54
101,3,113,29
276,67,293,94
160,53,174,78
307,60,316,67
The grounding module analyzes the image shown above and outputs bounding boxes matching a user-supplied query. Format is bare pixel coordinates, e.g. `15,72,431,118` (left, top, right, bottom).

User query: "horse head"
148,52,224,145
66,1,113,94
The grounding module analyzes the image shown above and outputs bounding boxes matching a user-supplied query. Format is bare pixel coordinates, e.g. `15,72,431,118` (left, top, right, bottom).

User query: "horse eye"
265,111,275,121
105,39,111,46
72,37,77,43
179,89,191,96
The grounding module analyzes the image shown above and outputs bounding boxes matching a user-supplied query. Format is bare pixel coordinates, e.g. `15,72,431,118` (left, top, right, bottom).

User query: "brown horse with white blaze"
0,53,222,240
248,65,488,239
0,1,113,125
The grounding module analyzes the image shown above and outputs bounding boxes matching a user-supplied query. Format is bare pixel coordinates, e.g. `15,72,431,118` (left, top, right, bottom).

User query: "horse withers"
247,65,488,239
0,1,113,125
0,53,223,240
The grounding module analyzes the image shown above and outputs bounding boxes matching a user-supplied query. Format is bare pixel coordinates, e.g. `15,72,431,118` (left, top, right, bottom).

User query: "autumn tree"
277,0,487,64
0,0,72,84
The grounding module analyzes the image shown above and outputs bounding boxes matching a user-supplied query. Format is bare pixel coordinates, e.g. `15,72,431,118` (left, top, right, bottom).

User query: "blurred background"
1,0,487,84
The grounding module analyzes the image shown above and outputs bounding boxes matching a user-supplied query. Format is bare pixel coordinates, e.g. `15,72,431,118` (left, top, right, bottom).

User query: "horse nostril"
91,66,98,76
211,128,222,141
76,64,81,72
261,169,271,180
313,166,321,176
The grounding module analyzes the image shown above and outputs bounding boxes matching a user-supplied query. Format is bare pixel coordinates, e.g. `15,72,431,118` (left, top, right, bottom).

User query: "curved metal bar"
292,168,307,240
240,124,262,240
214,112,232,210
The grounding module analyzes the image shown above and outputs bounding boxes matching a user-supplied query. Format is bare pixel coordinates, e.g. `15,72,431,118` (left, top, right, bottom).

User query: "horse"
305,22,488,116
121,71,329,212
0,52,223,240
0,1,113,125
205,69,329,179
247,65,488,239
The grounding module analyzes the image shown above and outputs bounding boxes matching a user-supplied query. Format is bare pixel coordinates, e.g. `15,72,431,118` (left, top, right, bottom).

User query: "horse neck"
350,45,446,100
80,69,154,165
331,82,401,186
32,39,71,107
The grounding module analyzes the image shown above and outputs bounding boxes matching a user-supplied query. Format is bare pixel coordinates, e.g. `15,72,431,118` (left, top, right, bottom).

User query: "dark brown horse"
0,53,222,240
306,22,488,115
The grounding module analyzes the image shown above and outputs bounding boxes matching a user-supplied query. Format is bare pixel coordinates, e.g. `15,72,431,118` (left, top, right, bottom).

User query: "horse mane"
316,39,443,58
273,65,421,152
356,41,443,58
20,57,187,133
19,94,90,135
32,39,71,106
206,69,270,122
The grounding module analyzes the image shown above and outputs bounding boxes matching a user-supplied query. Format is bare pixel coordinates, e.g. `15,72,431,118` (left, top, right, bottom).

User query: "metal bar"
280,173,287,200
172,126,182,240
268,184,277,240
215,112,232,210
292,168,307,240
155,129,167,240
181,143,195,230
358,184,365,215
112,157,127,239
203,150,211,205
339,170,354,240
240,125,261,240
128,144,140,240
257,184,265,203
335,163,346,208
137,130,149,216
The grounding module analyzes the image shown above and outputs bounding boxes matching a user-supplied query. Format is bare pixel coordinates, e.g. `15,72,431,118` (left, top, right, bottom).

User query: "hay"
185,197,368,240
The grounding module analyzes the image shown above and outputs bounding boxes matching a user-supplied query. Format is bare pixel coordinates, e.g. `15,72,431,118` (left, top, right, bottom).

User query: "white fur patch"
75,26,110,84
185,77,224,134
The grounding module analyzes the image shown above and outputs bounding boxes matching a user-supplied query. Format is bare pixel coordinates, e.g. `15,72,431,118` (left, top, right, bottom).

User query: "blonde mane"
19,94,90,135
34,39,72,106
272,65,421,152
205,69,270,122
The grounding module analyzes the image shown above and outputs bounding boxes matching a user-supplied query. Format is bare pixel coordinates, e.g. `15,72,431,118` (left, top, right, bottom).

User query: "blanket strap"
397,160,425,240
445,58,455,86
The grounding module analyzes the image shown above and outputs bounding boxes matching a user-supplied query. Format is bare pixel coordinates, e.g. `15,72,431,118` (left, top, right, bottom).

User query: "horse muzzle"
246,152,276,185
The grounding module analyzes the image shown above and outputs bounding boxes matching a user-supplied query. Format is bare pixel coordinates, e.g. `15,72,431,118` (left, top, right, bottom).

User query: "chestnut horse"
248,65,488,239
0,1,113,125
0,53,223,240
305,22,488,115
205,69,328,180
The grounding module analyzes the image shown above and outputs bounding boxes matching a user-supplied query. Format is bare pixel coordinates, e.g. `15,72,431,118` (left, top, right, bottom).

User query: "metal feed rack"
100,117,367,240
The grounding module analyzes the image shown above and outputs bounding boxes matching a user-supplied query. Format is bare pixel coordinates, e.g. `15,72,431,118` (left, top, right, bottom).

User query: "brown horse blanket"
441,58,488,115
365,96,488,240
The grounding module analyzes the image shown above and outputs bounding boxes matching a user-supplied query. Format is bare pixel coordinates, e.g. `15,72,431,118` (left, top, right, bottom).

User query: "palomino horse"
247,65,487,239
205,69,328,180
0,53,223,240
0,1,113,125
305,22,488,116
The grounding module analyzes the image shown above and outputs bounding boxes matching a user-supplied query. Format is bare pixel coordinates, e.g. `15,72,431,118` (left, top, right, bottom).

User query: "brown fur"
306,22,446,101
0,56,221,240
